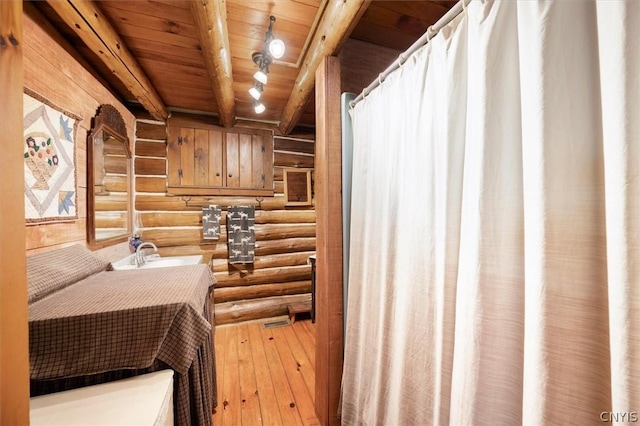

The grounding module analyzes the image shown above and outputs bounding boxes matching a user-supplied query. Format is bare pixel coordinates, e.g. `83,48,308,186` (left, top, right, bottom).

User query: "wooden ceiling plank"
145,73,213,92
160,91,217,104
44,0,168,120
191,0,236,127
278,0,372,134
350,20,418,52
138,57,207,77
151,0,192,10
99,5,200,40
375,1,452,25
128,44,207,69
162,94,218,107
115,21,201,50
227,12,312,37
100,1,195,25
362,3,431,37
226,1,318,27
292,0,323,8
125,42,201,61
160,87,216,98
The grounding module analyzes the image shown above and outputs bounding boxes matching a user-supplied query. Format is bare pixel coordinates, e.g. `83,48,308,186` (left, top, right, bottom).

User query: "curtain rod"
350,0,468,108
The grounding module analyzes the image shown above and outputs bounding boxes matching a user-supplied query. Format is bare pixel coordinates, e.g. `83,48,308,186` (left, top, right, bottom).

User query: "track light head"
249,84,263,100
254,100,265,114
253,68,268,85
268,39,285,59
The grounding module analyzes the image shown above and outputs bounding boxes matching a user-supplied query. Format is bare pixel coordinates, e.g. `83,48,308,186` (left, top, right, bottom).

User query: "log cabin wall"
23,4,134,262
134,117,316,325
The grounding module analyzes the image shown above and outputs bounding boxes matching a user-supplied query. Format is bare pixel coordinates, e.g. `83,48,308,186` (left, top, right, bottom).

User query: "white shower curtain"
341,1,639,425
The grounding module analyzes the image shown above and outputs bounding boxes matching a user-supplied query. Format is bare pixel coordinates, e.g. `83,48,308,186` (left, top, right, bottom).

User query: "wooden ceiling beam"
191,0,236,128
44,0,168,121
278,0,371,135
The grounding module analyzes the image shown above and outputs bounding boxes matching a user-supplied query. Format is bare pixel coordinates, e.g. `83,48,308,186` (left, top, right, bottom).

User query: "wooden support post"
314,55,343,426
0,1,30,424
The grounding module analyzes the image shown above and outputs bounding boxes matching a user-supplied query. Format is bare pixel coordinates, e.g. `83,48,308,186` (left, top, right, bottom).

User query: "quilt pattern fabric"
23,89,80,223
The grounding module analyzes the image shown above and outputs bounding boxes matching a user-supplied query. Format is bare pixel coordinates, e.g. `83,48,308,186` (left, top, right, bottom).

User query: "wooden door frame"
314,55,344,426
0,1,30,424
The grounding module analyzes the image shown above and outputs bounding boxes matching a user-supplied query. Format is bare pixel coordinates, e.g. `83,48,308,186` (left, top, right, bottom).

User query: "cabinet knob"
216,172,220,177
228,174,232,178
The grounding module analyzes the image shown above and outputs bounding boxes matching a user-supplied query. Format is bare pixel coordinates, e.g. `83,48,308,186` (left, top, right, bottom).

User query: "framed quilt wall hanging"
23,88,81,224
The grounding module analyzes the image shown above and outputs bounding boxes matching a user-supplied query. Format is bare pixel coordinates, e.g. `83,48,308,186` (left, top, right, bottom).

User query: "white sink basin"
111,254,203,271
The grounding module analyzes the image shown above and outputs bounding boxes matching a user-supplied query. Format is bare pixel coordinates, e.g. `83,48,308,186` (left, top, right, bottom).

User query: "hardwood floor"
213,318,319,426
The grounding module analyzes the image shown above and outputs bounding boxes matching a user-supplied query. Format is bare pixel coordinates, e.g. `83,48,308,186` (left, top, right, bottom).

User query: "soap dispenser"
129,233,144,253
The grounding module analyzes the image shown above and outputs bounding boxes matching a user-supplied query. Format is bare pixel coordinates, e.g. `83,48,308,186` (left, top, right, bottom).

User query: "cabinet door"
253,132,273,190
229,132,272,190
167,122,273,196
168,126,199,187
179,127,195,186
193,128,223,187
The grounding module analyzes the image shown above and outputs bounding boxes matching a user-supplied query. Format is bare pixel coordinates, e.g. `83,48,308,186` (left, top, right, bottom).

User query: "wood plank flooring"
213,318,319,426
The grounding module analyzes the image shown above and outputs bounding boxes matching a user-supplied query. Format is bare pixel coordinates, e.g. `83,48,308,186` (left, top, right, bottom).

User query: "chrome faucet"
135,242,158,267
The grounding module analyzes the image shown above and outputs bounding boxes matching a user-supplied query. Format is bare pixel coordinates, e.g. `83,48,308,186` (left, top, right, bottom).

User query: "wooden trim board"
314,55,343,426
0,1,30,423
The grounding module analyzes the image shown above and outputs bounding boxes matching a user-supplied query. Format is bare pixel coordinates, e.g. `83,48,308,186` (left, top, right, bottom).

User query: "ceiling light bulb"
254,69,268,85
249,86,262,100
254,101,266,114
269,39,285,59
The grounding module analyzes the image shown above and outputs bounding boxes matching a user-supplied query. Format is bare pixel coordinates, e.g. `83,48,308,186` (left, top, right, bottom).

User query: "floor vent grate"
262,319,290,329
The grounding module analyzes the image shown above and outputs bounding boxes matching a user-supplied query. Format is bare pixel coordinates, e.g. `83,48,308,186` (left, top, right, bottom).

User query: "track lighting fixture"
249,16,285,114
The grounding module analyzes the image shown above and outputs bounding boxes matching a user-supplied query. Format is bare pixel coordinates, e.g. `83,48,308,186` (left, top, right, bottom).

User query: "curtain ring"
462,0,468,11
398,52,407,66
426,25,435,42
378,73,384,86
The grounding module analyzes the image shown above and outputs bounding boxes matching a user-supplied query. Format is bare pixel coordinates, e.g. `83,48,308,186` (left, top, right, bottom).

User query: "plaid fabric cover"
26,244,110,303
29,264,216,426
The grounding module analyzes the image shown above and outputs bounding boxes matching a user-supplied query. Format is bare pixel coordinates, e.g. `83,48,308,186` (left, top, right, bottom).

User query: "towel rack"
180,196,262,209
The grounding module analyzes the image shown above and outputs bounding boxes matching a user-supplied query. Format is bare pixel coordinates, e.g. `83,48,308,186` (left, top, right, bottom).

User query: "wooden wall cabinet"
167,122,274,196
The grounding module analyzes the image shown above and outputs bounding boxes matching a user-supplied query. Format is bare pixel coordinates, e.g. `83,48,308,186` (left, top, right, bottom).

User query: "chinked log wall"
134,119,316,325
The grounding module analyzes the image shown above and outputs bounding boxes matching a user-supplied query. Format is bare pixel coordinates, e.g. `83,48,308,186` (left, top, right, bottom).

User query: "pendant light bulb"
249,84,263,100
269,39,285,59
254,101,266,114
253,68,268,85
